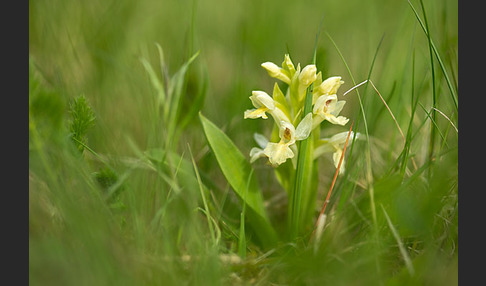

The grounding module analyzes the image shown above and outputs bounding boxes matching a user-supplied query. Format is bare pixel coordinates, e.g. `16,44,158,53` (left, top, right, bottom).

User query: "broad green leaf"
199,112,277,248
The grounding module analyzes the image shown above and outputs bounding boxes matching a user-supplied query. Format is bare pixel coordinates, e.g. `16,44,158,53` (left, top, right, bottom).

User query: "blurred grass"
30,0,457,285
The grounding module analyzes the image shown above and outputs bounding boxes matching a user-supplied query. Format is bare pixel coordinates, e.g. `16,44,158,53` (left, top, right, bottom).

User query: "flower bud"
282,54,296,75
251,91,275,110
298,64,317,87
261,62,280,77
318,76,344,95
261,62,291,84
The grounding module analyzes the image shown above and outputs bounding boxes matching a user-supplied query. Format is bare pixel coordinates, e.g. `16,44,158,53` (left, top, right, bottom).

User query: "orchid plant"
241,54,360,239
200,53,359,245
244,54,352,173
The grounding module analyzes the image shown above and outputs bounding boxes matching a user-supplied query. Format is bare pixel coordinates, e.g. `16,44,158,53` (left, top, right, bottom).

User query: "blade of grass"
188,144,217,245
327,31,381,277
417,0,437,174
400,49,418,178
326,32,377,227
339,35,383,216
407,0,458,110
367,79,418,171
238,169,253,259
166,51,200,149
317,122,353,219
368,80,405,141
432,107,458,134
418,102,449,150
381,205,415,276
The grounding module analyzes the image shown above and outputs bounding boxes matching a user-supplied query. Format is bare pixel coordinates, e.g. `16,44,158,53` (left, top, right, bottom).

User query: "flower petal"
270,107,291,125
244,108,268,119
299,64,317,87
313,94,337,115
253,133,269,149
313,141,336,159
295,113,313,140
261,62,291,84
282,54,296,76
251,91,275,110
328,131,355,146
319,76,344,95
332,149,345,174
250,147,266,163
330,100,346,117
264,142,294,166
327,115,349,126
279,120,296,144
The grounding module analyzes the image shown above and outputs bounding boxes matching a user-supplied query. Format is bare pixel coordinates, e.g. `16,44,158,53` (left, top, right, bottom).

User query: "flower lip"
312,94,349,127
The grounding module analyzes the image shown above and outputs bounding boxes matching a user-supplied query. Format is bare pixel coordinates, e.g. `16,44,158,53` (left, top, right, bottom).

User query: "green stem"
289,83,314,240
288,22,322,240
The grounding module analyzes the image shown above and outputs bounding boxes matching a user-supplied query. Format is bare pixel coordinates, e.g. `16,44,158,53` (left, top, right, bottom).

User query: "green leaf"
199,112,277,248
272,82,290,118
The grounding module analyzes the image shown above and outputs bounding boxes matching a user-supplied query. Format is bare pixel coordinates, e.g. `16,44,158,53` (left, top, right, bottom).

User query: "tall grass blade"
407,0,458,110
326,32,377,226
316,121,353,219
381,205,415,276
166,51,200,148
400,50,418,178
310,122,354,247
188,145,217,246
238,169,253,259
327,31,381,276
417,0,438,171
418,103,449,150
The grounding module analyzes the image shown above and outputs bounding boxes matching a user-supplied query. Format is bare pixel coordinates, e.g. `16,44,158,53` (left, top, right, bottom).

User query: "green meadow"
29,0,458,285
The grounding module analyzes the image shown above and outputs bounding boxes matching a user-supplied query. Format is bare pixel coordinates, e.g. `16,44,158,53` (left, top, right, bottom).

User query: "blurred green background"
29,0,458,284
29,0,457,151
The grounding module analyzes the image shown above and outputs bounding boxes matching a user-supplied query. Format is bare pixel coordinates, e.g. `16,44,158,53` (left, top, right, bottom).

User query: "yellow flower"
313,76,344,104
261,62,291,84
297,64,317,100
282,54,296,76
249,133,269,163
313,131,361,174
299,64,317,87
312,94,349,128
263,114,312,166
318,76,344,95
244,91,290,125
